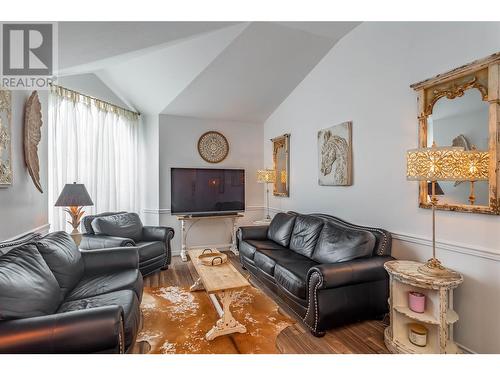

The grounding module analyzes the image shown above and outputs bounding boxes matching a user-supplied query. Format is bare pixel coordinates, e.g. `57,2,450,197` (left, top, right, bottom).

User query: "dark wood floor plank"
144,254,388,354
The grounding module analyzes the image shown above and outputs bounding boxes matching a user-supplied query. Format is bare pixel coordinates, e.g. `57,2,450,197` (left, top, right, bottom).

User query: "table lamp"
406,143,464,278
55,182,94,245
257,169,276,222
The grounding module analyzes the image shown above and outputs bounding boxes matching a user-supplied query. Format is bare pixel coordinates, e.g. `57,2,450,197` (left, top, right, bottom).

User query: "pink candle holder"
408,291,426,313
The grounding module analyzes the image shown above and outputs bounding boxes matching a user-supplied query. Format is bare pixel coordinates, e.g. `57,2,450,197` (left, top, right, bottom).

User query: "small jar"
408,291,426,313
408,323,428,347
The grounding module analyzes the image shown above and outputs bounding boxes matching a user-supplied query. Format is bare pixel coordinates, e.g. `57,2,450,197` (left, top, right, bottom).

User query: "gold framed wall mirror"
410,52,500,215
272,134,290,197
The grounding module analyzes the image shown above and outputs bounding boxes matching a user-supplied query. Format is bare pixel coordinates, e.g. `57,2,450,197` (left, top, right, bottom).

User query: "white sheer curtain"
48,86,140,232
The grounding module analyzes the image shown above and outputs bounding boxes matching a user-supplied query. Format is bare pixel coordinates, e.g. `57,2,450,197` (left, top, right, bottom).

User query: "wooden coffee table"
188,248,250,341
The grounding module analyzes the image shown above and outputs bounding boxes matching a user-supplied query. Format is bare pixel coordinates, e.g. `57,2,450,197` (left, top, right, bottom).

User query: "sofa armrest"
80,247,139,274
0,306,125,354
308,256,394,290
142,226,174,243
80,234,135,250
237,225,268,241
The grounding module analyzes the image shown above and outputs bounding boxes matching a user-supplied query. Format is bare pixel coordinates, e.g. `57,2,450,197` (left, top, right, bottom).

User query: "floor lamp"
257,169,276,222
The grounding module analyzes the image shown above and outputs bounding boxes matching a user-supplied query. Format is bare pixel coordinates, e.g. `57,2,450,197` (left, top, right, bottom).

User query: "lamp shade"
406,144,464,181
54,182,94,207
457,149,489,181
256,169,275,184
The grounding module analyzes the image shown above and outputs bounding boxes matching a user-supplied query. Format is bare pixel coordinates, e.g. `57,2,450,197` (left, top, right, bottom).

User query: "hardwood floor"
143,254,389,354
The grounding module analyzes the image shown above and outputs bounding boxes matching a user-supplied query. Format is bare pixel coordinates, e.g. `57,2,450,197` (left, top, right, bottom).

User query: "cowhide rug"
136,285,295,354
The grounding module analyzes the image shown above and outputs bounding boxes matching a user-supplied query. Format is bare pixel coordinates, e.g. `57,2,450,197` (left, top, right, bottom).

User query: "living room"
1,1,499,373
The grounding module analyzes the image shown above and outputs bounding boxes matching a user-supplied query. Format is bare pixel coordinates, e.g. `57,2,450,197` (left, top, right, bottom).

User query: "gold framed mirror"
272,134,290,197
410,52,500,215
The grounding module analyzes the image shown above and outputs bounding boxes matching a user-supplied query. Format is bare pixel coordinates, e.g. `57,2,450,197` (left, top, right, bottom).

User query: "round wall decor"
197,131,229,163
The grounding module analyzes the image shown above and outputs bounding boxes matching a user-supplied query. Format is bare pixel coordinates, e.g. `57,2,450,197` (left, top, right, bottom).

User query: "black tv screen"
171,168,245,215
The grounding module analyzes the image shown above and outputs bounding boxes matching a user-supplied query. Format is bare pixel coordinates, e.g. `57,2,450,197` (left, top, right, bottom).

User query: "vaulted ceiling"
58,22,359,121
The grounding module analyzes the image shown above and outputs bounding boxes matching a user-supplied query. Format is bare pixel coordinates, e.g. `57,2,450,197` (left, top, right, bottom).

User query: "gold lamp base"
417,258,459,279
70,229,82,246
65,206,85,246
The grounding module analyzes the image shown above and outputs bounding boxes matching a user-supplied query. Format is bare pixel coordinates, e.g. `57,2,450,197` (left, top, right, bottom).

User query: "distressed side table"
384,260,463,354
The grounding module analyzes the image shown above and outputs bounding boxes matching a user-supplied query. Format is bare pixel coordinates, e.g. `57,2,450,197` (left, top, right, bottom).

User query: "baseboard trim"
457,342,476,354
6,223,51,241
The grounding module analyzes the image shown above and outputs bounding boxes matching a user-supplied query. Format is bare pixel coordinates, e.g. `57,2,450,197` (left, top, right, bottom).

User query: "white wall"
158,115,264,252
57,73,132,110
263,22,500,353
0,91,49,240
140,114,160,226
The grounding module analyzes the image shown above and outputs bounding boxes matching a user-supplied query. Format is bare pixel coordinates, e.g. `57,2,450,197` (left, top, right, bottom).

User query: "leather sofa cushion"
82,211,127,235
135,241,165,261
253,249,317,279
92,213,143,242
0,244,62,320
65,268,143,301
289,215,324,258
240,239,288,260
267,212,296,247
57,289,140,347
274,261,316,300
0,232,42,256
312,222,376,264
254,250,285,276
35,231,84,297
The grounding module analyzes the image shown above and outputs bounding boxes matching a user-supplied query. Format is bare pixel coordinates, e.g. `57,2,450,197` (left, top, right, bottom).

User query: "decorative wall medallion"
318,121,352,186
0,90,12,187
24,91,43,193
197,131,229,163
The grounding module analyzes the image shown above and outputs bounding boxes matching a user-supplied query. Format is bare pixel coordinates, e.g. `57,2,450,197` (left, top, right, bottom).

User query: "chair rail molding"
5,223,50,241
143,205,265,215
266,206,499,262
392,231,500,262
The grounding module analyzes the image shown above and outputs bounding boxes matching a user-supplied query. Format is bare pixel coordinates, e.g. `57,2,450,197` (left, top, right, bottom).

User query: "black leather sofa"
80,212,174,276
0,231,143,353
237,212,394,336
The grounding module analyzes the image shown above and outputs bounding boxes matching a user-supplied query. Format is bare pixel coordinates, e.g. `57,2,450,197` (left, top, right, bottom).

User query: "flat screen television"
171,168,245,215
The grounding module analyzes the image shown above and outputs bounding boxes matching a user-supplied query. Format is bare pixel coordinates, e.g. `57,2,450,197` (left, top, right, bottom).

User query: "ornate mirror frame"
410,52,500,215
272,133,290,197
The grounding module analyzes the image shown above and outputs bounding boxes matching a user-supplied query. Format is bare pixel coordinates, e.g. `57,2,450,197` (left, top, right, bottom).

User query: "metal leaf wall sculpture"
24,91,43,193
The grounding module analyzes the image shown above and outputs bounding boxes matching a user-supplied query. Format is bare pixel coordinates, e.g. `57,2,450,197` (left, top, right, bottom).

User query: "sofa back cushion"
91,212,143,242
312,222,376,264
35,231,84,297
0,232,42,256
82,211,127,235
0,244,62,320
267,212,296,247
289,215,324,258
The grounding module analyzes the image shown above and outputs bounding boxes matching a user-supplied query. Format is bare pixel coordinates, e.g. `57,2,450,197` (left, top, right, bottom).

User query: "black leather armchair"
0,231,143,354
80,212,174,276
238,212,394,336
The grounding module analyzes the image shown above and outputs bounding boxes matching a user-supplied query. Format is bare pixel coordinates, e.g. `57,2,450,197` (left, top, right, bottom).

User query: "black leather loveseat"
238,212,393,336
80,212,174,276
0,231,143,353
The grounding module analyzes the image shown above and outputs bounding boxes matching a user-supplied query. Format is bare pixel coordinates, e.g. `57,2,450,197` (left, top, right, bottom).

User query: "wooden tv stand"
176,213,244,262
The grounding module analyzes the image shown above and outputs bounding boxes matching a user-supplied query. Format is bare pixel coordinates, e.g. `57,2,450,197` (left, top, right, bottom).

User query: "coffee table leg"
190,277,204,292
206,290,246,341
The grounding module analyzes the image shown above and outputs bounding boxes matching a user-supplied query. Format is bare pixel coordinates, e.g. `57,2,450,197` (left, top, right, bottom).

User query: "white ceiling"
57,22,360,120
58,22,240,71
